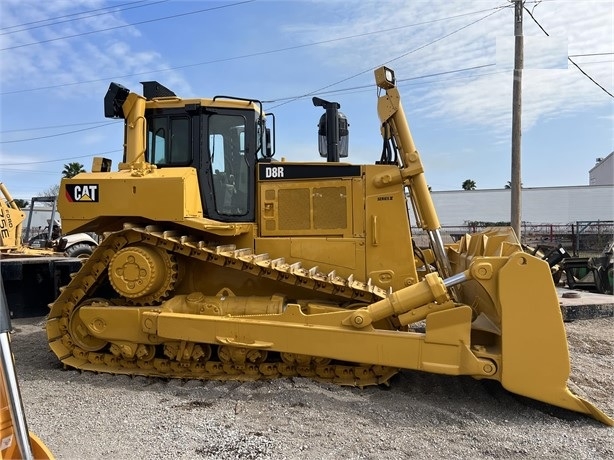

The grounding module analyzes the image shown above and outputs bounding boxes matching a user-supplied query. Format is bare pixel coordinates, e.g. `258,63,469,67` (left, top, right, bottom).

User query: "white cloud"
287,0,613,136
0,0,191,98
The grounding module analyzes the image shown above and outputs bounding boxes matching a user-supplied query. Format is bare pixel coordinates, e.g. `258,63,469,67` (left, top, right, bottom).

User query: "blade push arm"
374,66,452,278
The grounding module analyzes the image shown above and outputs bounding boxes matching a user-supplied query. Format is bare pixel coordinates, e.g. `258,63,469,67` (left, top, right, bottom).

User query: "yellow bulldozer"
46,67,612,425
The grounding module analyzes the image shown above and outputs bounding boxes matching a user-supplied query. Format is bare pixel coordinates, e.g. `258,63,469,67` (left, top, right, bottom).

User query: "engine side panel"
58,167,203,234
256,163,418,291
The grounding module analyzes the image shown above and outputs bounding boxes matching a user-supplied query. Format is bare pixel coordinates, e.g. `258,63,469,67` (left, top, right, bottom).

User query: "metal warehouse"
430,185,614,226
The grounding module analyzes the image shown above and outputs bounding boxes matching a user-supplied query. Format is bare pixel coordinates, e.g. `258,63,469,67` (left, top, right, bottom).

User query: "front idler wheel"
68,298,110,352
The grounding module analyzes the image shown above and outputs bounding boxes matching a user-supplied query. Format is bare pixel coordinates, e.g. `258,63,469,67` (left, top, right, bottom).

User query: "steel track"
47,223,397,386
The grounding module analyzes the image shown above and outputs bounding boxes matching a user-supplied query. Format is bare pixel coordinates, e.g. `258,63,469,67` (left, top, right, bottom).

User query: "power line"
2,51,606,137
5,46,606,132
0,5,508,96
574,59,614,65
0,122,120,144
0,151,121,166
0,121,113,134
568,53,614,58
4,3,609,136
0,0,255,51
523,4,613,98
1,64,501,140
267,69,508,101
0,1,167,35
263,64,498,103
567,58,614,98
267,4,511,110
0,168,64,174
0,64,502,145
1,0,146,30
0,6,511,139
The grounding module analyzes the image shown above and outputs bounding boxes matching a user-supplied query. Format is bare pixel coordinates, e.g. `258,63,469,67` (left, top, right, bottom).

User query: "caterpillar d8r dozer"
47,67,612,425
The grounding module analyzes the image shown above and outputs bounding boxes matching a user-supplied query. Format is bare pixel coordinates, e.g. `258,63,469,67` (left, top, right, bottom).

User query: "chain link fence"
412,221,614,257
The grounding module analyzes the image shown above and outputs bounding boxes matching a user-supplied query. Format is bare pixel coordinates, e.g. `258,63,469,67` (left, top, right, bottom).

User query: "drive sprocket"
108,245,178,304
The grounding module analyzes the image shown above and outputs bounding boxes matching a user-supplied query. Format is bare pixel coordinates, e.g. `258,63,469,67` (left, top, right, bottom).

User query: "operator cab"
105,81,270,223
144,106,257,222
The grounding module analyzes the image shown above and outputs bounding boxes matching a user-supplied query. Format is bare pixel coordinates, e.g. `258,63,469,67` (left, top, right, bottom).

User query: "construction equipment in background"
559,241,613,295
0,184,31,255
0,186,98,258
0,185,95,319
523,243,571,285
46,67,612,425
1,273,54,459
22,195,99,258
529,242,613,295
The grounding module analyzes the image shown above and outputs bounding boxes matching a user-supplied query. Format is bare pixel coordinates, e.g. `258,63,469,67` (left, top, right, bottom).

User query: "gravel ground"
7,316,614,460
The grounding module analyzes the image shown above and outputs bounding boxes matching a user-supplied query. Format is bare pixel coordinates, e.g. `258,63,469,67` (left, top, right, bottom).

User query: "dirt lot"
8,316,614,459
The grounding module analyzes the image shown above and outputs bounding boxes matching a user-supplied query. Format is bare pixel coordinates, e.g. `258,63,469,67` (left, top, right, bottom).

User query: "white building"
589,152,614,186
425,152,614,227
431,185,614,226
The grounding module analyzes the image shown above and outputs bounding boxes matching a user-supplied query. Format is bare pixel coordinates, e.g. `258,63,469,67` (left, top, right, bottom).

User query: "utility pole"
511,0,523,240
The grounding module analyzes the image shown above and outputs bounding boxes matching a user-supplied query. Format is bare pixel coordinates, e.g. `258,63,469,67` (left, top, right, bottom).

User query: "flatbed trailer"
0,257,83,318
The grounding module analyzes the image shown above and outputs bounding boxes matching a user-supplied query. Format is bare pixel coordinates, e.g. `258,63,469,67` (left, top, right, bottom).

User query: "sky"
0,0,612,201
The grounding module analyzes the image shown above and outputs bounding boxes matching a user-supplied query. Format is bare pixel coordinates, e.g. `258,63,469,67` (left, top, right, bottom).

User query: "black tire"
64,243,95,258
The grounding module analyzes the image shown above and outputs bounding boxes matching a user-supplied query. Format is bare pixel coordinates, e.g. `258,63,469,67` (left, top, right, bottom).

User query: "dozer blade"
497,252,613,425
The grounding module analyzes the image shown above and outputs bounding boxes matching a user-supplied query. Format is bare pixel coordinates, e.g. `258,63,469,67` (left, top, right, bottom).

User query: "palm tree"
462,179,476,190
62,162,85,179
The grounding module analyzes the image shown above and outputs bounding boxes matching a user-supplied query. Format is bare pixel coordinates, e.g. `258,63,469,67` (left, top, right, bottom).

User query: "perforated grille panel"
313,186,347,229
278,188,310,230
259,179,352,237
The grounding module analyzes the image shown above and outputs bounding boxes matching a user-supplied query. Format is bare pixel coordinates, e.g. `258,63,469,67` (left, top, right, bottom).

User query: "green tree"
62,162,85,179
462,179,476,190
13,198,29,208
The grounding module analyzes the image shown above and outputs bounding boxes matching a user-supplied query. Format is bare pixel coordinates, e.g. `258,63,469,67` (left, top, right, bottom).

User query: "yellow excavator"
1,274,54,459
46,67,612,425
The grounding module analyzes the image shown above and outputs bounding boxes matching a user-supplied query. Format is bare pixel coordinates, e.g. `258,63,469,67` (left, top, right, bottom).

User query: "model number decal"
264,166,284,178
66,184,99,202
258,164,361,180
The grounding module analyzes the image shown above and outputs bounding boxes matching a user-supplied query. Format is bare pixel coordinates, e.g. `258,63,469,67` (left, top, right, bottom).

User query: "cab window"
208,114,249,216
147,116,191,166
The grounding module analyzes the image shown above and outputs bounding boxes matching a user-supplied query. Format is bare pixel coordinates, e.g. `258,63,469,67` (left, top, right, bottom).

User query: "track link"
47,223,395,386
